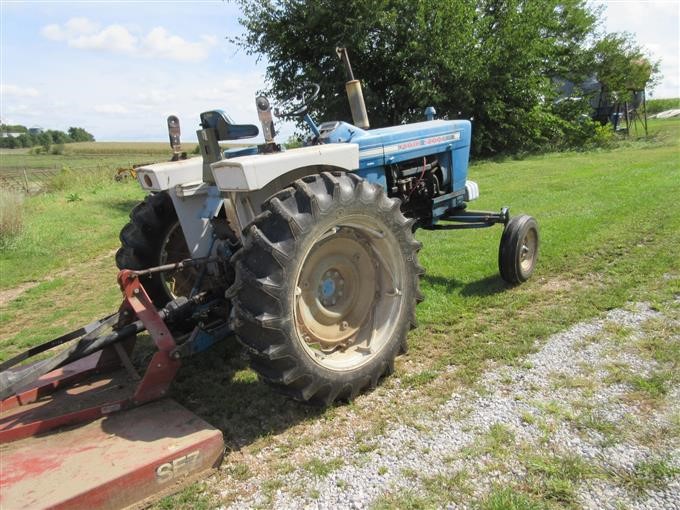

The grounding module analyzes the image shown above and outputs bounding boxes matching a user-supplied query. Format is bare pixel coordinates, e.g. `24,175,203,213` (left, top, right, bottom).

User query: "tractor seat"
200,110,259,141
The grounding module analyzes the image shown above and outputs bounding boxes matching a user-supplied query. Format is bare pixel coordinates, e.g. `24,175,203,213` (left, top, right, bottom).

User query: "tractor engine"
387,155,446,220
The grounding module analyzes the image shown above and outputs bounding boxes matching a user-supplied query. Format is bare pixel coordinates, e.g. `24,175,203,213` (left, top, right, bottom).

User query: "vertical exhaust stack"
336,47,370,130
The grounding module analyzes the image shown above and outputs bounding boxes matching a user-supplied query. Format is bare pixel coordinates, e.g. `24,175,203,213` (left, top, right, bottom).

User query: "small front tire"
498,215,539,284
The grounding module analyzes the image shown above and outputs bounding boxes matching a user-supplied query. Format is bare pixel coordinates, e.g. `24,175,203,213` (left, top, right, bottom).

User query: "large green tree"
234,0,656,155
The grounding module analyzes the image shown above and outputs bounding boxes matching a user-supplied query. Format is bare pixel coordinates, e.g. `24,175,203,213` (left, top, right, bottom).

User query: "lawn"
0,120,678,508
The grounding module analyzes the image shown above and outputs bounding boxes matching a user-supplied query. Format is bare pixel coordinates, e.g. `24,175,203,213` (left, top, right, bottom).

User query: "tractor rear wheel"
228,172,424,405
115,191,197,307
498,214,539,284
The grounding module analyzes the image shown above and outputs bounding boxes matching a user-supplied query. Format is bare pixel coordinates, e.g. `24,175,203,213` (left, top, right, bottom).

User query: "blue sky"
1,1,678,141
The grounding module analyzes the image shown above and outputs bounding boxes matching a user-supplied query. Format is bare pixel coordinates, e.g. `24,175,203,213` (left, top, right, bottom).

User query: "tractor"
0,49,538,508
114,48,539,406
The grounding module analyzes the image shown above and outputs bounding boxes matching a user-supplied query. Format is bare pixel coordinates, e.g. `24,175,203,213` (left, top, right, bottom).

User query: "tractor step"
0,398,223,510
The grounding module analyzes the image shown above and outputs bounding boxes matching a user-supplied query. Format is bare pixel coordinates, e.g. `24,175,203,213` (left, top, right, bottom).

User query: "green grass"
522,453,597,506
646,97,680,115
411,118,680,383
479,487,544,510
612,457,680,494
0,180,144,288
303,457,344,477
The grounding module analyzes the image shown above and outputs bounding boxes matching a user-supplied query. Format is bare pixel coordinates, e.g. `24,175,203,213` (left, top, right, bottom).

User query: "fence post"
22,168,30,194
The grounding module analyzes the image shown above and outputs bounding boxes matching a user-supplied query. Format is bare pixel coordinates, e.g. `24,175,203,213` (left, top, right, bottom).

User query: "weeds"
480,487,543,510
303,457,343,477
613,457,680,494
0,190,24,247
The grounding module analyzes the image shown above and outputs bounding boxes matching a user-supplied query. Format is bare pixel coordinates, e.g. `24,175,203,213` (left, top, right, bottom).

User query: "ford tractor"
115,48,539,406
0,48,539,508
1,48,538,410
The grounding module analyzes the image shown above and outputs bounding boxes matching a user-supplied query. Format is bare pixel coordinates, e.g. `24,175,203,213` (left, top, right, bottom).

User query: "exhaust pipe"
336,47,370,129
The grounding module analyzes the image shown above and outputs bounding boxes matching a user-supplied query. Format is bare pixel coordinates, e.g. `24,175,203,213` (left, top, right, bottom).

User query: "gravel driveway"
203,298,679,510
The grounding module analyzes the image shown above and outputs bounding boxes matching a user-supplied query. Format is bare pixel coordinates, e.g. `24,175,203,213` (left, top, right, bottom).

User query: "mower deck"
1,398,223,510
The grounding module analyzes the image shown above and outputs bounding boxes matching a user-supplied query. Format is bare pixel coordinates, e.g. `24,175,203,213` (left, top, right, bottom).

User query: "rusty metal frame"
0,270,183,443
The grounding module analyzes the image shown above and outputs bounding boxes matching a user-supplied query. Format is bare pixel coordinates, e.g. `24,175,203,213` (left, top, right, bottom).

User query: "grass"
371,470,471,510
479,487,544,510
521,452,597,506
646,97,680,115
612,457,680,494
1,121,680,507
303,457,344,477
0,181,144,289
0,189,24,246
411,118,680,384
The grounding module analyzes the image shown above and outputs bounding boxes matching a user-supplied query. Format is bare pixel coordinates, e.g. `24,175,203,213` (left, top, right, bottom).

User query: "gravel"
215,302,679,509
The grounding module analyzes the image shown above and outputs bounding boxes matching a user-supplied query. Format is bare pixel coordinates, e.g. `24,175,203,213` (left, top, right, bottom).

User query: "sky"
1,1,678,142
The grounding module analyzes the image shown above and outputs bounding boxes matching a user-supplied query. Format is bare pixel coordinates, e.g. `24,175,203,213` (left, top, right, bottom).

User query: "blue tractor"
115,48,539,405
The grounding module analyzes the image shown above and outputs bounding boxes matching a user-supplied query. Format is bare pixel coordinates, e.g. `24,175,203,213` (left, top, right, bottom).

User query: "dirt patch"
0,282,40,307
0,249,118,307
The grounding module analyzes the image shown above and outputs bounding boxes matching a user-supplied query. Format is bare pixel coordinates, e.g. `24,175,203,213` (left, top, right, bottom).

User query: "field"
0,142,199,192
1,120,679,508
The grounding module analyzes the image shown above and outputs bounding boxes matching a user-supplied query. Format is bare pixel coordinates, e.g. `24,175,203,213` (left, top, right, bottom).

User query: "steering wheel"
274,83,320,118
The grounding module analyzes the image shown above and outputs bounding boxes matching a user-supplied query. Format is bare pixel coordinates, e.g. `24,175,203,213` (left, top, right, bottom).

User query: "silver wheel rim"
519,228,538,274
294,216,406,371
159,222,195,299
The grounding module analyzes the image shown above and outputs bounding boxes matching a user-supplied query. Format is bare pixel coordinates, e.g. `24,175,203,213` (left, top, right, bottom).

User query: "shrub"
47,166,73,192
589,123,616,148
0,190,24,248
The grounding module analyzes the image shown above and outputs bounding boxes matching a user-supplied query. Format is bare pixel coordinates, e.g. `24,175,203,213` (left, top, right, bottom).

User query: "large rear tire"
228,172,424,405
115,191,197,307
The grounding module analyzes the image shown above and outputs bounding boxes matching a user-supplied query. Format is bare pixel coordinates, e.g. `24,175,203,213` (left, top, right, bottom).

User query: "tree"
235,0,604,155
67,127,95,142
47,129,69,145
234,0,656,155
592,32,658,98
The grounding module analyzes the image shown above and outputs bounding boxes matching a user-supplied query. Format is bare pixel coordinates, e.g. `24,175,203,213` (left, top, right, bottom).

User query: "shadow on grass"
423,273,508,298
170,338,323,451
105,198,142,215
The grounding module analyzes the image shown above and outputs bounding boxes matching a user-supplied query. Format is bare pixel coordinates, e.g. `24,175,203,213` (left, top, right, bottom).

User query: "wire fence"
0,168,60,193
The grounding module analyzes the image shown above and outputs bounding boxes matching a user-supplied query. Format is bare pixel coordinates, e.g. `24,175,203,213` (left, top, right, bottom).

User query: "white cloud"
1,83,40,97
141,28,216,62
137,89,176,105
41,16,99,41
70,25,138,53
93,104,129,114
41,17,216,62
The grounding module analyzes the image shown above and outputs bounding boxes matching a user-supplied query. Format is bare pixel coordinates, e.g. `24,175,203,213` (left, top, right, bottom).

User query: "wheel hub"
318,270,344,306
519,230,537,273
296,229,376,350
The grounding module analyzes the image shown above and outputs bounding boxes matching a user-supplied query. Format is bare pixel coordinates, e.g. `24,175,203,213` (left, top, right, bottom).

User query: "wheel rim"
519,228,538,274
294,217,406,371
159,222,196,299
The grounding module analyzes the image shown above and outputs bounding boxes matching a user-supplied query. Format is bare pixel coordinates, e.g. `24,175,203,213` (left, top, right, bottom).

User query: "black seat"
199,110,259,140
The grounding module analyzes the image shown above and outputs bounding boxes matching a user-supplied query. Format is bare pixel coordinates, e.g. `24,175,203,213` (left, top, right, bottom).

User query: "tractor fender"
210,143,359,192
135,158,203,192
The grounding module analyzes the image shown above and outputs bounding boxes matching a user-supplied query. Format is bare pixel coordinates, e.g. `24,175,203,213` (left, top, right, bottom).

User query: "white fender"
211,143,360,192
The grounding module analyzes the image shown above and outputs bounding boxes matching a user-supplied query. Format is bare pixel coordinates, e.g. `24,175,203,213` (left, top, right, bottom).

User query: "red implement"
0,270,225,509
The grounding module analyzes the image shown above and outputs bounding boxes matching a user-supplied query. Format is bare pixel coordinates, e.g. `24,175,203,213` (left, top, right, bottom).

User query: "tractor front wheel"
228,172,424,405
498,214,539,284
